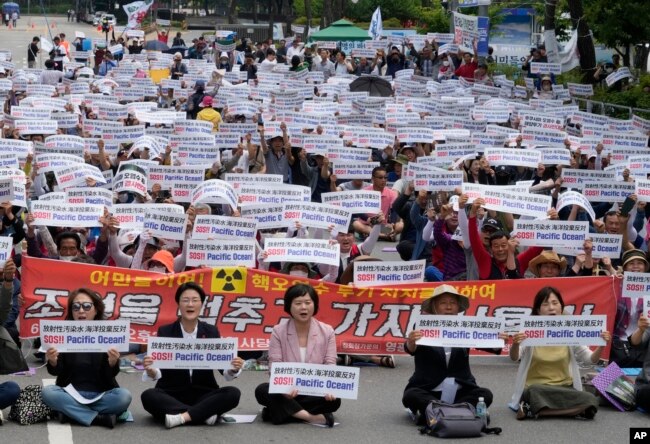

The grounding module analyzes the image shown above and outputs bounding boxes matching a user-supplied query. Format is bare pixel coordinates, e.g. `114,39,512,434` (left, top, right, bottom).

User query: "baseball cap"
482,218,502,232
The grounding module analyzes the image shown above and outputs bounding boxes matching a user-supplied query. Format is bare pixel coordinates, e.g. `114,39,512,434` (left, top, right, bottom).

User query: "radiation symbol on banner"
211,268,247,293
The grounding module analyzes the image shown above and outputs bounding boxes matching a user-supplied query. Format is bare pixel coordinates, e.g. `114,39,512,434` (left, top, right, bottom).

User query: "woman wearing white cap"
217,51,232,72
402,285,505,425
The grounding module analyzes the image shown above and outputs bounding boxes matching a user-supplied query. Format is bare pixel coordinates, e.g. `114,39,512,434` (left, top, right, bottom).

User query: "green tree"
583,0,650,67
345,0,421,23
416,6,449,33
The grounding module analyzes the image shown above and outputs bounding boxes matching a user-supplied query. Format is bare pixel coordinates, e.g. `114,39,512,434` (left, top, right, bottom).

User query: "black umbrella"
349,75,393,97
165,45,188,56
144,40,169,52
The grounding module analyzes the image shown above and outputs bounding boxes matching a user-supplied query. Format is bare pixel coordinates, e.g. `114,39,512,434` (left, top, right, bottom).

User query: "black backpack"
419,400,501,438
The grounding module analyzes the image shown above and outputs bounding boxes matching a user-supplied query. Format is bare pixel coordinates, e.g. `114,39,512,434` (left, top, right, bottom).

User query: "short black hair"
283,283,319,316
371,166,387,178
56,232,81,250
532,286,564,315
175,282,207,305
489,231,510,244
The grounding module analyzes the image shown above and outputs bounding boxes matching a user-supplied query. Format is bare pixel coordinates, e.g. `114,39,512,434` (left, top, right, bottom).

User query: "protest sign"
453,12,490,56
606,67,632,87
471,107,510,123
623,272,650,299
520,113,564,131
327,147,372,163
560,169,615,190
521,127,567,146
10,106,52,120
20,258,617,354
264,238,340,267
114,169,147,196
354,260,425,287
143,209,188,241
40,320,130,352
519,315,606,346
529,62,562,75
635,179,650,203
602,131,648,150
567,83,594,97
321,190,381,214
479,188,551,218
66,187,113,208
224,173,284,190
484,148,541,168
192,215,257,241
192,179,238,209
269,363,360,400
556,191,596,221
331,163,378,180
413,170,464,192
0,236,12,268
512,220,589,248
240,204,285,229
582,181,634,203
112,203,184,230
415,315,504,348
554,233,622,259
186,239,256,268
537,147,572,166
147,337,238,370
30,202,103,228
147,166,205,191
15,120,58,135
0,153,18,169
238,184,312,205
53,164,106,189
282,202,351,234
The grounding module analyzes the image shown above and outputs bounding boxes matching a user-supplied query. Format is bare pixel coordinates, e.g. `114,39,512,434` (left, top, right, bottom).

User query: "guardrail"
572,97,650,119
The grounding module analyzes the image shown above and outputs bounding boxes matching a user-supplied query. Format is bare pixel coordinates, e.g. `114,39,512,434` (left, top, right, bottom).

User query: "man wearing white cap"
170,52,187,80
217,52,232,72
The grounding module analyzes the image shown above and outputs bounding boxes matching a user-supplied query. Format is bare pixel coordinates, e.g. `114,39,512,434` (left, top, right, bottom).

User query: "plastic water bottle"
476,397,487,428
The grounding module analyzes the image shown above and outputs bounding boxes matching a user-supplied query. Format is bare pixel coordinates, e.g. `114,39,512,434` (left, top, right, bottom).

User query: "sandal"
379,356,395,368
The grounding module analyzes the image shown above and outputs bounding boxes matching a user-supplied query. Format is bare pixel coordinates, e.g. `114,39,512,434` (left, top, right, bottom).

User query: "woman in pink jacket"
255,283,340,427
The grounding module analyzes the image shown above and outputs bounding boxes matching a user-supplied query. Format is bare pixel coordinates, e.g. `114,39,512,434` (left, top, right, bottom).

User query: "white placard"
186,239,255,268
263,238,340,267
320,190,381,214
192,215,257,240
331,162,378,180
114,169,147,196
0,236,12,268
40,320,130,352
521,127,567,146
354,260,425,287
111,203,184,229
224,173,284,190
567,83,594,97
30,202,103,227
537,147,572,166
148,337,237,370
635,179,650,203
282,202,351,234
606,67,632,87
519,315,606,346
554,233,622,259
622,272,650,299
484,148,541,168
143,209,188,241
240,204,285,229
238,184,311,205
556,191,596,221
66,187,113,208
191,179,238,210
269,363,360,400
15,120,58,135
415,315,504,348
413,170,464,192
582,181,634,203
530,62,562,75
480,189,552,218
512,220,589,248
560,169,615,190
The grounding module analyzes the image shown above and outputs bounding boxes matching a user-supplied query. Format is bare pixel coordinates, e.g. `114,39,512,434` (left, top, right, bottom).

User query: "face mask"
443,61,450,67
148,266,167,274
289,270,309,278
542,84,551,92
605,67,613,74
59,256,76,262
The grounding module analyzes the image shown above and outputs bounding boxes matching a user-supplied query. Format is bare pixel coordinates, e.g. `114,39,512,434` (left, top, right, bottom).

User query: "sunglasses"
71,302,94,312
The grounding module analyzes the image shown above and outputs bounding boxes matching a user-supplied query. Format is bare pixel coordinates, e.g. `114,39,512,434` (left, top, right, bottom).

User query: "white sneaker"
165,414,185,429
204,415,218,425
0,409,4,425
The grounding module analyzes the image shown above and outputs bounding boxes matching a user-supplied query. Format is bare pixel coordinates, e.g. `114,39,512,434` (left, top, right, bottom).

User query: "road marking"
43,379,74,444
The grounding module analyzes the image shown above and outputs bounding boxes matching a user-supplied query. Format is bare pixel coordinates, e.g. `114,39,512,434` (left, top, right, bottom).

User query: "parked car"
100,13,116,26
92,11,106,26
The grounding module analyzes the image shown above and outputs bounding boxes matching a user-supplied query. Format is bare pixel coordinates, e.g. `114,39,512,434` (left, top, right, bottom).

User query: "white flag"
368,7,383,40
123,0,154,30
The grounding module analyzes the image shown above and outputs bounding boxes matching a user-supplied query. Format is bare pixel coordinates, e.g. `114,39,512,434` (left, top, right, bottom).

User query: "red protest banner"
20,257,617,355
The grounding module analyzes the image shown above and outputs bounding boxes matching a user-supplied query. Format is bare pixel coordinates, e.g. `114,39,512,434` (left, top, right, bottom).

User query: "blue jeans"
0,381,20,409
42,385,132,426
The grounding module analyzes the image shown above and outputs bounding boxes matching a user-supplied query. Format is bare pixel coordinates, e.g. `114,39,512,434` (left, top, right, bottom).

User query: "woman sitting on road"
255,283,340,427
509,286,610,420
42,288,132,428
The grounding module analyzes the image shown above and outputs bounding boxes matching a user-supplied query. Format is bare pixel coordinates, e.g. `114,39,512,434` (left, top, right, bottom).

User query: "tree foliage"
583,0,650,49
416,6,449,33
